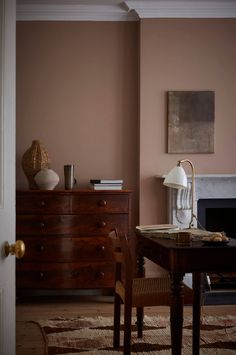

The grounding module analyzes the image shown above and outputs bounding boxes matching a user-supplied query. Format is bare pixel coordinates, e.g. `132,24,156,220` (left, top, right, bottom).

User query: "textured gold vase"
22,140,50,189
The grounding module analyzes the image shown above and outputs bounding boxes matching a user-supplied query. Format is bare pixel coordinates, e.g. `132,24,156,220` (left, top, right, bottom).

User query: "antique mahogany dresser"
16,190,132,292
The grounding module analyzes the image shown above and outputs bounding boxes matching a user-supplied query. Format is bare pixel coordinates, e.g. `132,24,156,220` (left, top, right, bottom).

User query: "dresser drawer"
16,262,115,289
16,214,129,235
19,236,113,262
72,194,130,213
16,193,71,214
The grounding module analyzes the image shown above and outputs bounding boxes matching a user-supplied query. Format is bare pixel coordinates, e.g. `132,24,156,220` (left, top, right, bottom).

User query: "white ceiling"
16,0,236,21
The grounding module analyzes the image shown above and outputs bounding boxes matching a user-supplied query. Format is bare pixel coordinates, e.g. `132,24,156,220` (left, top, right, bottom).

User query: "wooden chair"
108,229,173,355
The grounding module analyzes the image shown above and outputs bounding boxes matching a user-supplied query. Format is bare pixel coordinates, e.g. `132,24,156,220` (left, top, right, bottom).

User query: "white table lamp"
164,159,196,228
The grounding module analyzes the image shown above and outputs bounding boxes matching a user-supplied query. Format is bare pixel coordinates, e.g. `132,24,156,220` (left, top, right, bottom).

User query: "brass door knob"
4,240,25,259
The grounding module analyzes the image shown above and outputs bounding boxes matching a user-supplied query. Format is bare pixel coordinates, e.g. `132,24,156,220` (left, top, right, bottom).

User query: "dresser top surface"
17,189,132,194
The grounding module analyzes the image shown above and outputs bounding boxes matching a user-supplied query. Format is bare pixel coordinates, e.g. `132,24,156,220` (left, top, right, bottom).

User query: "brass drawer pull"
39,272,44,278
39,245,45,252
39,222,45,228
40,200,46,207
97,245,105,252
97,221,106,228
97,271,105,279
98,199,107,207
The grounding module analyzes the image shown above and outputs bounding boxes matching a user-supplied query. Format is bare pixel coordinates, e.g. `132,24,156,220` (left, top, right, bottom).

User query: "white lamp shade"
163,165,187,189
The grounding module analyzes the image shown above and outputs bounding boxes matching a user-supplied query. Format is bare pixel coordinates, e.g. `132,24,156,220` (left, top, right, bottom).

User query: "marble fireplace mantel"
156,174,236,229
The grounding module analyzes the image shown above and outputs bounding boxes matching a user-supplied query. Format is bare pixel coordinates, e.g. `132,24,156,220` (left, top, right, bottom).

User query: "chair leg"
113,292,121,348
136,307,144,338
123,302,132,355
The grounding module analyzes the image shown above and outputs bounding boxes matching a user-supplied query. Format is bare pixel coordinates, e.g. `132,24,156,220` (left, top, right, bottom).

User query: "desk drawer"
16,262,115,289
16,214,129,235
19,236,113,262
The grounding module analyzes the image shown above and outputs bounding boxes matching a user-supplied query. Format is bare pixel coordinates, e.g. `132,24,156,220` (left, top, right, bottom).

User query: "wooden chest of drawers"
16,190,132,290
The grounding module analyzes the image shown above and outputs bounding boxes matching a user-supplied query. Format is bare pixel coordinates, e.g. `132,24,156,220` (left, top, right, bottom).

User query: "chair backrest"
108,229,134,285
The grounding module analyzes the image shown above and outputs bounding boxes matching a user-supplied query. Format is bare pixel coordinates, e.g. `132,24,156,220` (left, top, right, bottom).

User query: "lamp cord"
195,215,206,231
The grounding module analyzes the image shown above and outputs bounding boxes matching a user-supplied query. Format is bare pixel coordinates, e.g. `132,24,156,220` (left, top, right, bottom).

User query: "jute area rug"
34,315,236,355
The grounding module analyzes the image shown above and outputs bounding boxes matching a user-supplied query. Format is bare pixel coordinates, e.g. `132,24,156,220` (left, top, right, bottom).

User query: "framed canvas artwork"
167,91,215,153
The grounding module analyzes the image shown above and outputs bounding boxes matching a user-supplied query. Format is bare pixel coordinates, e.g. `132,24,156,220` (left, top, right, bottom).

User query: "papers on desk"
136,224,179,238
136,224,179,232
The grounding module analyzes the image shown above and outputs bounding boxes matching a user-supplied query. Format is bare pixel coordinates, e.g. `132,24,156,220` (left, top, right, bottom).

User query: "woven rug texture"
34,315,236,355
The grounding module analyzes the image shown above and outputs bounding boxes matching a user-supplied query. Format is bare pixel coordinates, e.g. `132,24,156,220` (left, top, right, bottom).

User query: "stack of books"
90,179,123,190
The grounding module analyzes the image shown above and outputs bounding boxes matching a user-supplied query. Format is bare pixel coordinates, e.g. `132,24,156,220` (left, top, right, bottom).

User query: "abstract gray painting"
167,91,215,153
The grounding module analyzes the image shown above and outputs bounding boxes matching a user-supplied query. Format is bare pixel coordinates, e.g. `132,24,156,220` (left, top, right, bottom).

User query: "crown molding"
16,4,138,21
124,0,236,18
16,1,236,21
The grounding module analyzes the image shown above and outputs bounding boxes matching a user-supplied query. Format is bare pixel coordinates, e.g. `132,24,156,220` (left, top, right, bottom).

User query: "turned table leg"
136,254,145,335
170,272,184,355
192,272,204,355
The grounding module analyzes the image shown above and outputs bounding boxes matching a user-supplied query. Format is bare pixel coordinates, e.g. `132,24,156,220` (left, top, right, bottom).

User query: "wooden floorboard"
16,295,236,355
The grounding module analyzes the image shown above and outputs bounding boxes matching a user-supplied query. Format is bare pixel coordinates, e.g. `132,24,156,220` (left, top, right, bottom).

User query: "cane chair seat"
115,277,171,307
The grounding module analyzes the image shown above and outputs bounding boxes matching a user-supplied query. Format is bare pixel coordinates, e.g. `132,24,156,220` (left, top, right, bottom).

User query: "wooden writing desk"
136,233,236,355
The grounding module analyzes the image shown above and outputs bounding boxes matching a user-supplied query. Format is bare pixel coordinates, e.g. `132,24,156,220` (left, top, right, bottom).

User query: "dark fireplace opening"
198,198,236,300
198,198,236,239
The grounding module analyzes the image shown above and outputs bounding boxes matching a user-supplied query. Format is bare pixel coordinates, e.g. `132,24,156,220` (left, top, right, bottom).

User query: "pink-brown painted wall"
16,21,139,225
16,19,236,239
139,18,236,225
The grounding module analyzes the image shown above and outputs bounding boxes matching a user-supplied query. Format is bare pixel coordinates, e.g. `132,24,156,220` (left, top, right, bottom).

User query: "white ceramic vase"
34,168,59,190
